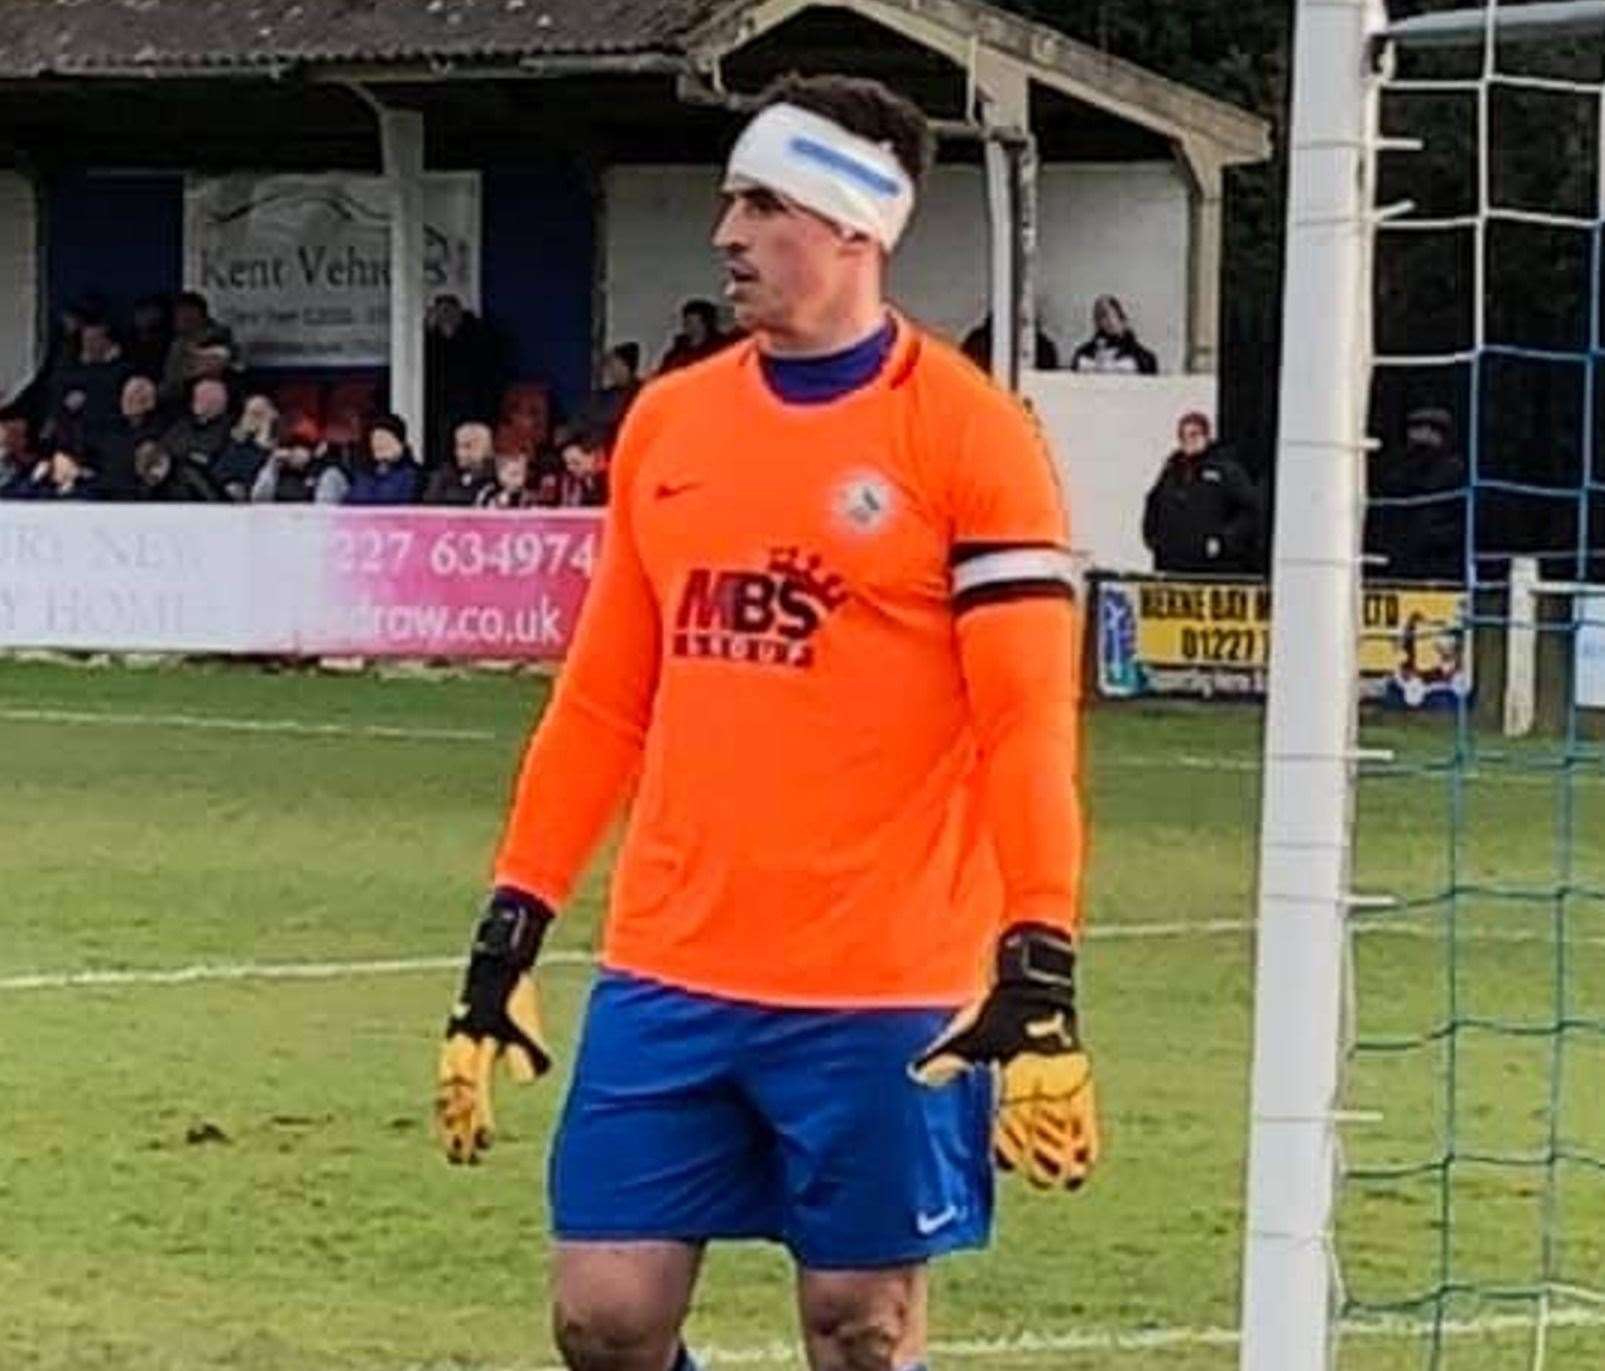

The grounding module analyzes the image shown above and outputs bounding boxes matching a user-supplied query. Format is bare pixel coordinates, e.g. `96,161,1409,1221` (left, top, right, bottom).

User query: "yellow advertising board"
1096,576,1471,705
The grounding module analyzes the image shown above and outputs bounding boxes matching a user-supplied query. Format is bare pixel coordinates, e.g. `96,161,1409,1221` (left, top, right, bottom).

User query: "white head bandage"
724,103,916,251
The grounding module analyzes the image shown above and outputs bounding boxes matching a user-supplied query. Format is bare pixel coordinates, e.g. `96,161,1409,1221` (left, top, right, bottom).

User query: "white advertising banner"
0,506,600,660
1579,593,1605,710
184,173,481,369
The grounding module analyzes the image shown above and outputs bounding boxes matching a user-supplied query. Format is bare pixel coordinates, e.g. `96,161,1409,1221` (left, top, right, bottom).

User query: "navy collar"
758,317,897,406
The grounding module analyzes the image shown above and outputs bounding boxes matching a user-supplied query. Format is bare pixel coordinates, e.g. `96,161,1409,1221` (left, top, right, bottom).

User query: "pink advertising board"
308,509,603,659
0,506,605,660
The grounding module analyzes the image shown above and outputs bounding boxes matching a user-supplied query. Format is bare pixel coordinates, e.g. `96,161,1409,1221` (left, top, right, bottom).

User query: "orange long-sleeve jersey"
494,321,1084,1007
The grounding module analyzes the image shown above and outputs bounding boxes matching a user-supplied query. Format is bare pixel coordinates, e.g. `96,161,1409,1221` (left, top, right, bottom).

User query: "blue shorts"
549,971,994,1269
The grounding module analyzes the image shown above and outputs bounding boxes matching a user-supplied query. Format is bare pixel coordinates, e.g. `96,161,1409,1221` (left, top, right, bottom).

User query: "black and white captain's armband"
950,542,1082,615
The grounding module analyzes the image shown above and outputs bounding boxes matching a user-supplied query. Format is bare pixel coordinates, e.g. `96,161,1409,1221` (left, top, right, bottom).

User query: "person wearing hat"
1142,410,1265,574
1365,406,1468,581
345,413,420,505
433,74,1096,1371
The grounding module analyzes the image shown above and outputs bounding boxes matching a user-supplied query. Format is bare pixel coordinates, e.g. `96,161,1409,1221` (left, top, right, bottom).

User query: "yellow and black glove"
911,923,1100,1191
435,887,554,1165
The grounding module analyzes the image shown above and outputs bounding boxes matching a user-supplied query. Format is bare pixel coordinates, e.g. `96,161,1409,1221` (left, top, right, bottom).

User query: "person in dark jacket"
346,413,421,506
90,375,164,501
160,378,233,470
421,420,495,505
425,293,502,466
960,315,1060,372
1365,407,1468,581
576,343,643,446
133,439,223,503
1070,294,1158,375
556,425,609,507
47,319,132,444
1142,411,1264,573
250,421,349,504
657,300,732,374
213,394,279,501
4,445,98,501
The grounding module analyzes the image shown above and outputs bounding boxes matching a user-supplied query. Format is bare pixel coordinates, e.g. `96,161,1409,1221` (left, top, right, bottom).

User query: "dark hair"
681,299,719,330
758,73,934,187
611,342,641,373
175,291,210,314
563,422,610,455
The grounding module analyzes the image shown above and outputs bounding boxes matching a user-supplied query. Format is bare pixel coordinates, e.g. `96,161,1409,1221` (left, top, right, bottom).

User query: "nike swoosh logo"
915,1204,958,1236
654,481,702,500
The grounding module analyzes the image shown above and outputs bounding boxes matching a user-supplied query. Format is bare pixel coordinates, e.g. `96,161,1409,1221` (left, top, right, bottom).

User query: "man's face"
121,377,156,421
281,443,313,470
174,302,204,335
496,454,528,492
432,297,463,334
80,324,113,363
192,381,227,421
454,424,492,469
1179,421,1209,457
600,354,632,389
49,451,82,486
713,186,864,339
1094,299,1125,335
563,444,600,478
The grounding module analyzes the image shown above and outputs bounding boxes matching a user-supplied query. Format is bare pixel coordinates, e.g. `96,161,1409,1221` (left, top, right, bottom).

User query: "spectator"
92,375,164,501
160,378,233,470
48,318,131,442
658,300,729,374
346,413,421,506
1142,411,1263,574
160,291,237,404
214,394,278,501
1070,294,1158,375
425,293,501,463
1366,407,1468,581
476,450,538,509
421,421,495,505
39,387,92,458
557,426,609,507
5,445,97,501
960,315,1061,372
578,343,643,444
125,295,172,384
250,421,349,504
1,296,99,442
133,439,222,503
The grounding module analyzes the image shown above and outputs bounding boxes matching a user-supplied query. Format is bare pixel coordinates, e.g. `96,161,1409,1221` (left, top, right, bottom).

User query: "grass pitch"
0,659,1600,1370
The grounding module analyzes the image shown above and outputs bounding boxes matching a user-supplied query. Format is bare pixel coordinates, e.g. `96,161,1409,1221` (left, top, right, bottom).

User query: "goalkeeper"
437,72,1096,1371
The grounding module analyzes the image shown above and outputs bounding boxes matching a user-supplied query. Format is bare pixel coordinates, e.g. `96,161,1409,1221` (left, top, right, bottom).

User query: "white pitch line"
0,926,1258,995
0,706,496,743
416,1305,1605,1370
0,948,594,993
12,913,1605,996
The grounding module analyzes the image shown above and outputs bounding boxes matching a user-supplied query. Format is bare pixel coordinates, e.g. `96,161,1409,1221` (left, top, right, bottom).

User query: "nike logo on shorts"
915,1204,958,1236
655,481,702,500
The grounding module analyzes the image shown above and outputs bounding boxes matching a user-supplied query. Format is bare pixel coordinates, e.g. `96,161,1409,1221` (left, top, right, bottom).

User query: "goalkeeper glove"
435,886,554,1165
910,922,1100,1192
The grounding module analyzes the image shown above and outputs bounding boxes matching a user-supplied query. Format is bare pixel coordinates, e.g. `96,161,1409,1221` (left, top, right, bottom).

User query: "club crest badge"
833,471,895,535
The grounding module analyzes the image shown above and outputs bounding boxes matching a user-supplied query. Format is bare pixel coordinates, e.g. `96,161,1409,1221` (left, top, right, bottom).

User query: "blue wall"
46,171,184,333
481,163,596,418
42,164,595,414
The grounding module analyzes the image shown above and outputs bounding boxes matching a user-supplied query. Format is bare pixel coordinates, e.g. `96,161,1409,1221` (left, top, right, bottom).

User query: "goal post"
1242,2,1605,1366
1239,2,1381,1368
